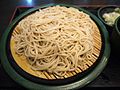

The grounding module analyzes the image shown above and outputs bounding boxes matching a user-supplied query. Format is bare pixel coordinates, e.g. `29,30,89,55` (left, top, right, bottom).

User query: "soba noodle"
13,6,94,76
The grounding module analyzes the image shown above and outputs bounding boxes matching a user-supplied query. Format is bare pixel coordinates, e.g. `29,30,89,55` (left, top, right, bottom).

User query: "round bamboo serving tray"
10,18,102,80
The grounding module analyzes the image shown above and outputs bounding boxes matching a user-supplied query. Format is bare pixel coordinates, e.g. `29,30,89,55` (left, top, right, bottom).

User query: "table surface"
0,0,120,89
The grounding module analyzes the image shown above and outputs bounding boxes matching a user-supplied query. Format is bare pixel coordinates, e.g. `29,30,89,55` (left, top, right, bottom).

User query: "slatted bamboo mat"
10,20,102,80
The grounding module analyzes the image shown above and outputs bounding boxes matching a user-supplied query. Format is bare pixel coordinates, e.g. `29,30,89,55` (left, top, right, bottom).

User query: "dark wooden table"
0,0,120,89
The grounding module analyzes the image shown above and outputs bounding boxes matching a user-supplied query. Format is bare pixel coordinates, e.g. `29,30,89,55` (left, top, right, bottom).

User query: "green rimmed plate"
0,3,110,89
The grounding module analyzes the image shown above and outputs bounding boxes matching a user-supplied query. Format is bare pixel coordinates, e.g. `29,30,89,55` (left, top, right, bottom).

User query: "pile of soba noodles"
13,6,94,76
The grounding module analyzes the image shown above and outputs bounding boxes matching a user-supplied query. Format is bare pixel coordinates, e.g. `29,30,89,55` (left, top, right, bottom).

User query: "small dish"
98,6,120,26
98,6,120,35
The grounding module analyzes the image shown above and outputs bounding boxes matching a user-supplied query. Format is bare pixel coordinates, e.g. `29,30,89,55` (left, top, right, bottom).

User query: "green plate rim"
0,3,110,90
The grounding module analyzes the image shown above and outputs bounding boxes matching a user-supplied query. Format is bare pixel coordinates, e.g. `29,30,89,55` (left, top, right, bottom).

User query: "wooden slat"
83,59,93,67
75,67,82,73
36,71,48,79
67,72,74,77
89,55,98,63
71,71,77,75
49,74,56,79
93,47,100,57
78,64,89,71
43,72,52,79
